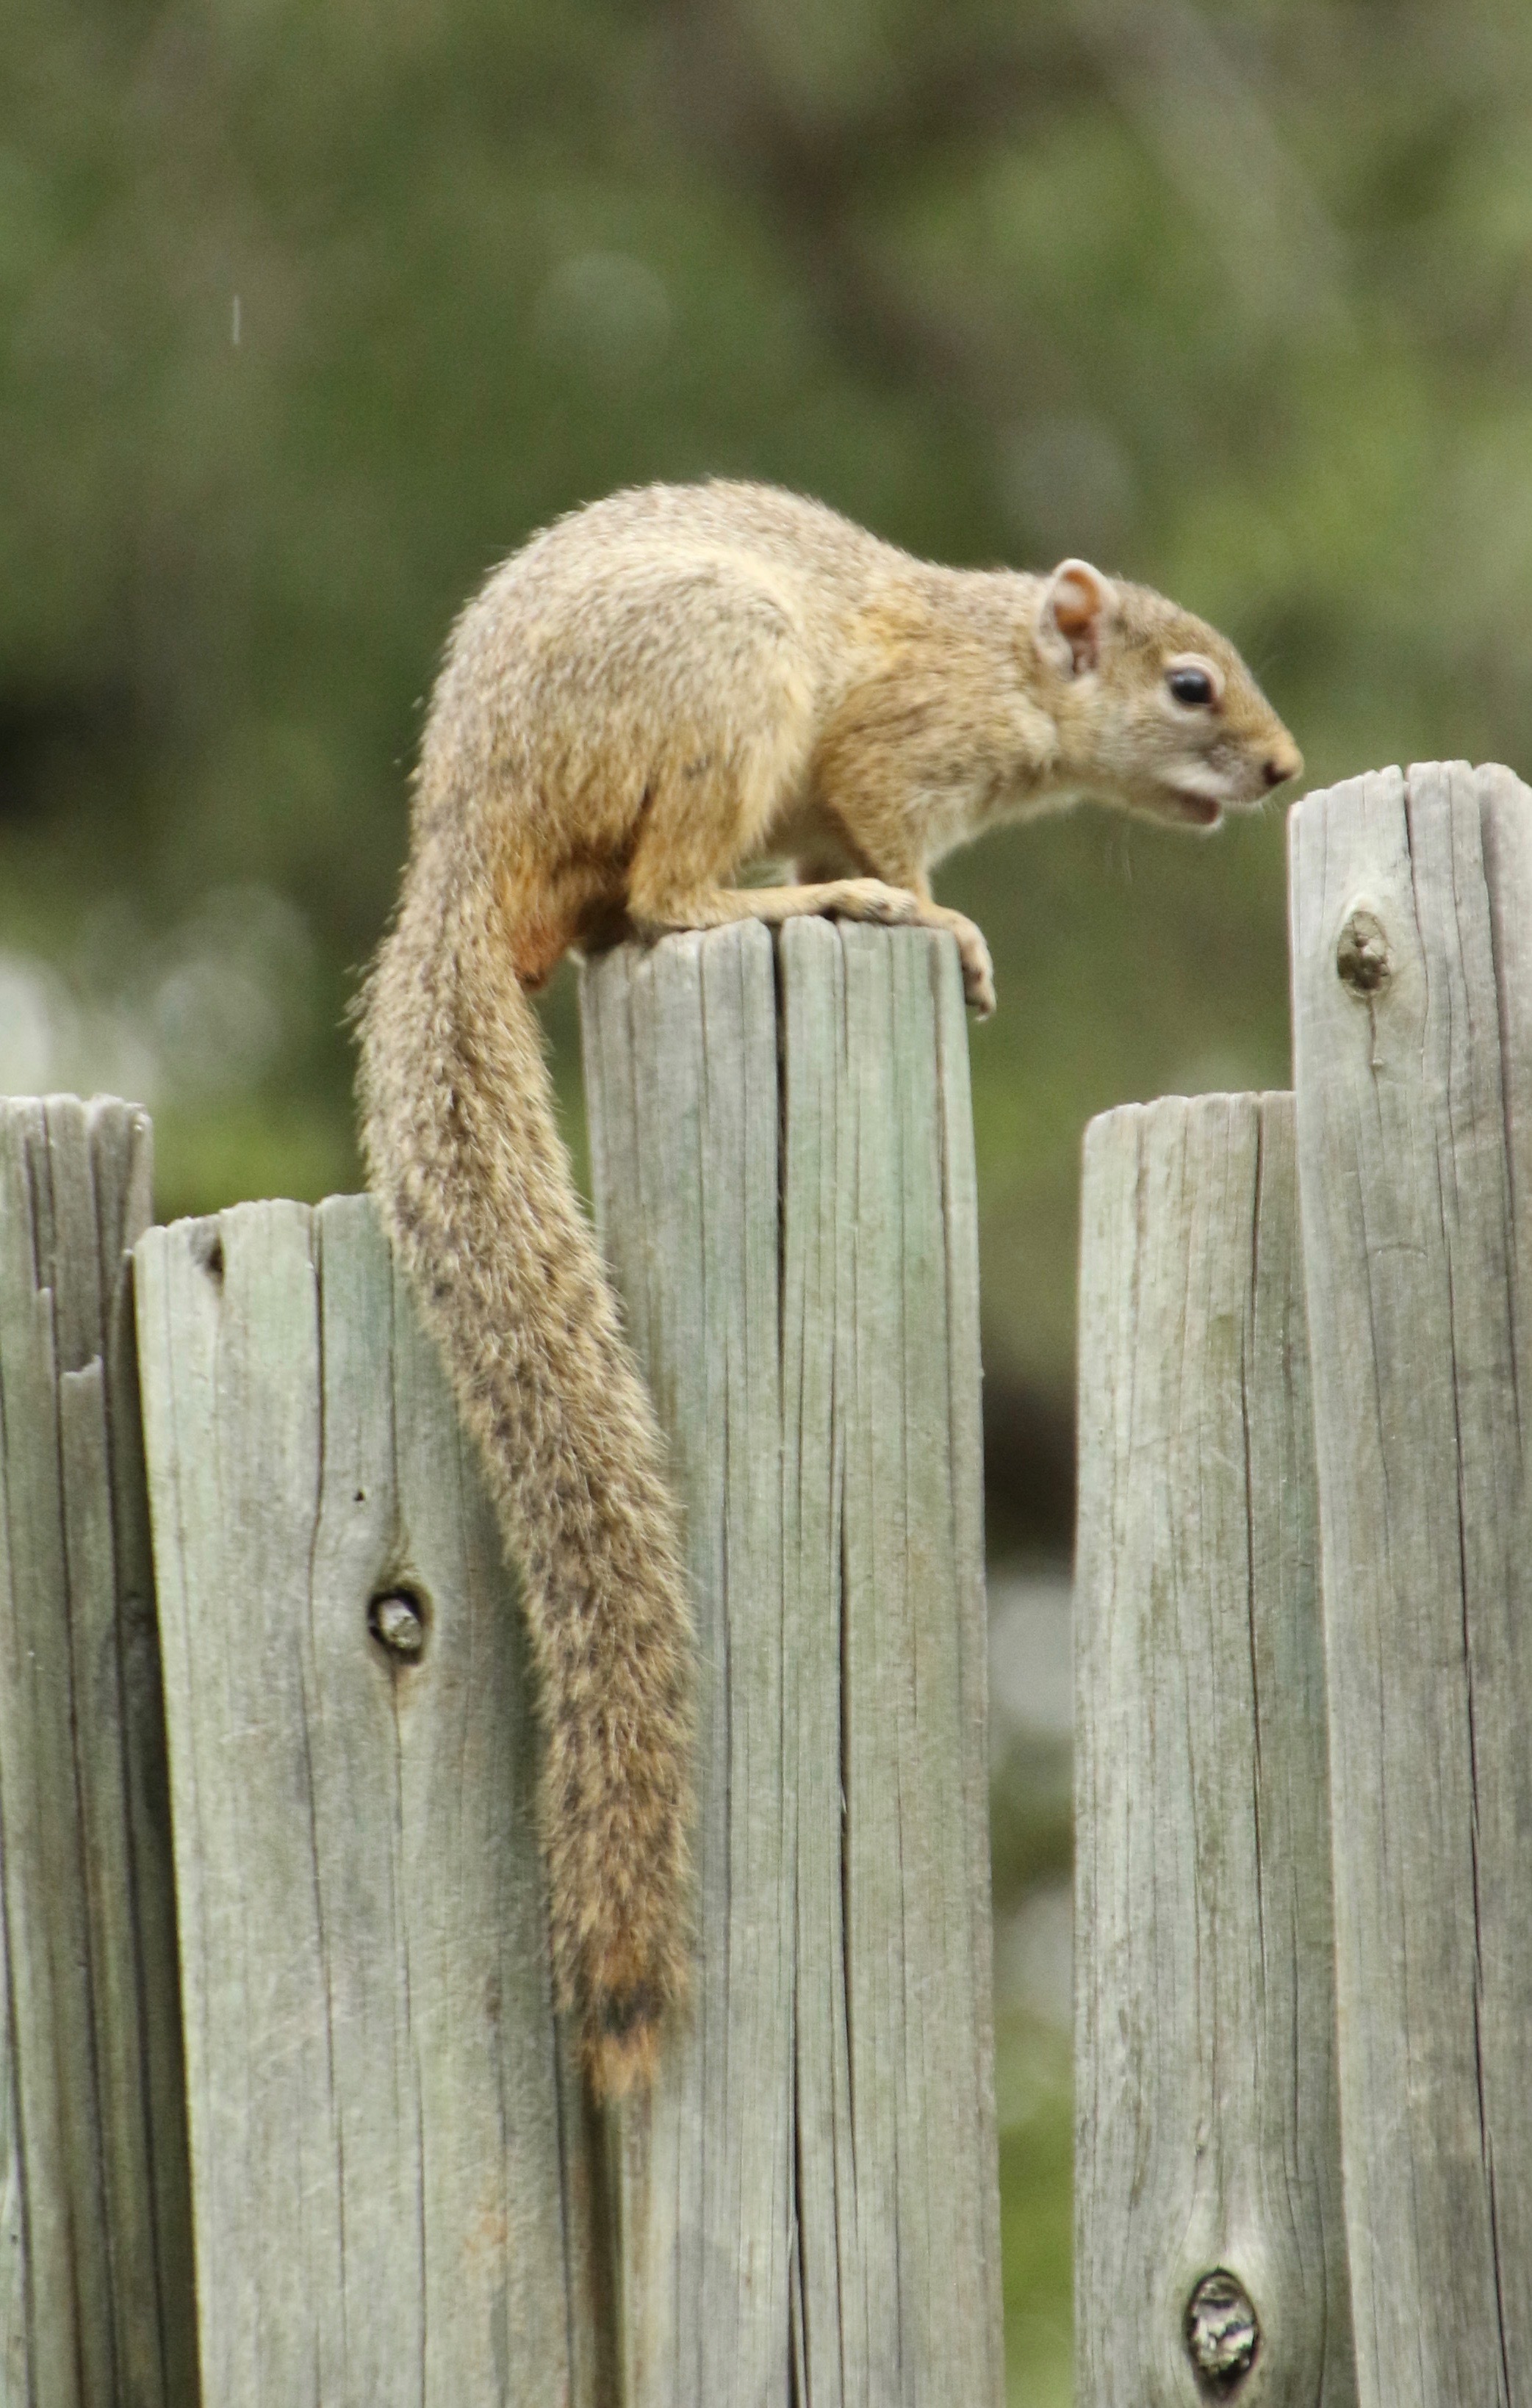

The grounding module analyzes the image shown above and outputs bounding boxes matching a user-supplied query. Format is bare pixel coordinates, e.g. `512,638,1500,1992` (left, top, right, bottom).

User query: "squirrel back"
359,480,1301,2093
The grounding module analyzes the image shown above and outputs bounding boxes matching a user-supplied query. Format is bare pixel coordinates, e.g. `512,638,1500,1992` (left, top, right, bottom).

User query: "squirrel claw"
937,910,995,1017
965,963,996,1018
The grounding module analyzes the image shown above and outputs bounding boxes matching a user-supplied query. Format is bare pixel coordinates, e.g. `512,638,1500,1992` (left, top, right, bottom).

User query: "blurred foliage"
991,1729,1073,1903
7,0,1532,1432
996,2008,1073,2407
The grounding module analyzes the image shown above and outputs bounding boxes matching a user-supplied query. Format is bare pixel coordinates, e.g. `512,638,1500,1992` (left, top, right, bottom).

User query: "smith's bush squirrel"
358,479,1301,2094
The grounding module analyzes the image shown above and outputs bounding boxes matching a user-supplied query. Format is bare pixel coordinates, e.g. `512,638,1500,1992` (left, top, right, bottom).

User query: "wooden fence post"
580,919,1003,2408
0,1097,196,2406
134,1194,610,2404
1,920,1001,2401
1074,1094,1354,2405
1292,761,1532,2406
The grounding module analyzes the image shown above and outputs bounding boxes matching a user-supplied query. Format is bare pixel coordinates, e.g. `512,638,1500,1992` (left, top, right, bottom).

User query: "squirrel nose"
1264,750,1301,790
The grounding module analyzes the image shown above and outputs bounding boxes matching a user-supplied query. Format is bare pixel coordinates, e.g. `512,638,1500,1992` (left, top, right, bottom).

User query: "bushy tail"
358,832,692,2095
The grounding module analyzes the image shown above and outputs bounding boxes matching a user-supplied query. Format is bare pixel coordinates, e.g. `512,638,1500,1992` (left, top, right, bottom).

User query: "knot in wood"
370,1589,425,1659
1184,2270,1259,2393
1336,906,1392,995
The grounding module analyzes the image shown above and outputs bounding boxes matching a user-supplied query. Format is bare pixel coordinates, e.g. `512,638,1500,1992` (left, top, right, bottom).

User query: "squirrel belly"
358,478,1302,2095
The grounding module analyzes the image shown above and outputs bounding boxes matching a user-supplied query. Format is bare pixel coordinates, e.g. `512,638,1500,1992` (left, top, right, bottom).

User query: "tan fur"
357,480,1301,2094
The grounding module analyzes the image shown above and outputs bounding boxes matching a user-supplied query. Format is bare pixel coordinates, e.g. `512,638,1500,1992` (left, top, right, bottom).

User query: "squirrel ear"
1038,558,1112,675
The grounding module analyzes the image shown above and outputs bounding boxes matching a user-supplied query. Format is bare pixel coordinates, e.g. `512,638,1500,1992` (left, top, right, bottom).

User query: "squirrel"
357,478,1301,2097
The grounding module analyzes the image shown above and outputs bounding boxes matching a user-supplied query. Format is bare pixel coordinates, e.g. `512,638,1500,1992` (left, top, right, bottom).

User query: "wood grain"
0,1097,196,2407
1074,1093,1354,2407
135,1194,608,2406
1292,761,1532,2407
581,920,1002,2408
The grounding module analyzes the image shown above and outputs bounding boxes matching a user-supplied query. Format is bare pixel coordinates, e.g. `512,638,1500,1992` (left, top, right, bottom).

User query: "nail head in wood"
1336,904,1392,995
1184,2270,1259,2393
369,1589,425,1659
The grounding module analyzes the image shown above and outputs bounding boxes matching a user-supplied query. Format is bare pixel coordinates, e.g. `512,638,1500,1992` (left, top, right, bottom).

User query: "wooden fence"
1076,760,1532,2408
0,917,1001,2407
8,759,1525,2408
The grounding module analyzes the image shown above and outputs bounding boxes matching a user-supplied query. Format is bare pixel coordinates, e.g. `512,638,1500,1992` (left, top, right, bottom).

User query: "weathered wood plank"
134,1194,608,2406
0,1097,196,2407
1074,1094,1354,2406
583,920,793,2407
580,920,1002,2408
1291,761,1532,2407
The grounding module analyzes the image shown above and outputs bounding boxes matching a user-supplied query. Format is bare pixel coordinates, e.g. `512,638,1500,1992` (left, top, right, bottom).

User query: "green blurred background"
7,2,1531,2394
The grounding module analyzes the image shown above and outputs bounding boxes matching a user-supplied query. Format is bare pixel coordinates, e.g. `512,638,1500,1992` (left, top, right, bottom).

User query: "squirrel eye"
1167,666,1215,707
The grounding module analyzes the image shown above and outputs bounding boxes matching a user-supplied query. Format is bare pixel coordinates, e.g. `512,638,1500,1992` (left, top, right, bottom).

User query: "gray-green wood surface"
0,1097,196,2407
1291,762,1532,2407
581,920,1003,2408
134,1194,608,2406
1074,1094,1354,2407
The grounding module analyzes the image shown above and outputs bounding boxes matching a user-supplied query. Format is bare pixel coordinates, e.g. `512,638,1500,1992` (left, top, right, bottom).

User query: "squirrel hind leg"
500,857,625,987
620,686,814,926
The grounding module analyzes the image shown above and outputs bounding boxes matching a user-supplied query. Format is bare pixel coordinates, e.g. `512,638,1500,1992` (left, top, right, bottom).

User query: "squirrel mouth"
1162,790,1224,829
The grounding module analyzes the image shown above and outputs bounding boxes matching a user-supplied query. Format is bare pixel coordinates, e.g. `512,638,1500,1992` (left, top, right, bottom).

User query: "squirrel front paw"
958,926,996,1017
823,877,925,926
816,882,996,1014
932,909,995,1017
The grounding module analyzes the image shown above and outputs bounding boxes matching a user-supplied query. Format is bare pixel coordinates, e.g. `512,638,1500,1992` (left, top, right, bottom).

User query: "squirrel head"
1031,559,1302,829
